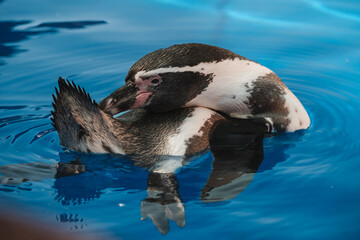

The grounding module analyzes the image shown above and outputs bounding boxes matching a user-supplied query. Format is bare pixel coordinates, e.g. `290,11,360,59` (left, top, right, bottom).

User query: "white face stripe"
134,70,146,80
136,58,272,78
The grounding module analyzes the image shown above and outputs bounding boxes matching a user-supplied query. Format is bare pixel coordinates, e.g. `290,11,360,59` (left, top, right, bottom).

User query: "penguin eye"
151,78,160,84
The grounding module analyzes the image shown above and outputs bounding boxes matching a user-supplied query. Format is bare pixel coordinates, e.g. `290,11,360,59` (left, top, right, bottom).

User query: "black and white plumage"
51,77,224,173
99,43,310,132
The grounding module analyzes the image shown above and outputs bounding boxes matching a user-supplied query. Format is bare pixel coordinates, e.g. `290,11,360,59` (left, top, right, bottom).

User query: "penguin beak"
99,83,137,115
99,83,153,115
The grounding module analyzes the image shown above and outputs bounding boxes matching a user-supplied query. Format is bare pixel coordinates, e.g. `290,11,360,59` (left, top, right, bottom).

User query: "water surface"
0,0,360,239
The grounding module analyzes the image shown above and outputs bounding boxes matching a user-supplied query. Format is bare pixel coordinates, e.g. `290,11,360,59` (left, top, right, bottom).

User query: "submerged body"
51,77,224,172
99,43,310,132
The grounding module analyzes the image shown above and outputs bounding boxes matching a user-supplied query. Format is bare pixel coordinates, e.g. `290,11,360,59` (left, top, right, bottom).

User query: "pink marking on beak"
130,76,160,109
134,77,151,91
130,91,152,109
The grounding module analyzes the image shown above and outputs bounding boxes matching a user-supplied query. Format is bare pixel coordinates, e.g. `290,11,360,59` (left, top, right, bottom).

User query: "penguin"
99,43,310,132
51,77,224,173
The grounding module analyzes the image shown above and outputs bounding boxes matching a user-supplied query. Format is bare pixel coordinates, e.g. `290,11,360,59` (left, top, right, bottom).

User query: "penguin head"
99,71,206,114
99,43,240,114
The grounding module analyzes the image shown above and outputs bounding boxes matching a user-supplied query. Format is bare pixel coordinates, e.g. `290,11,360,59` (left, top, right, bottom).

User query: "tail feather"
51,77,123,153
51,77,101,150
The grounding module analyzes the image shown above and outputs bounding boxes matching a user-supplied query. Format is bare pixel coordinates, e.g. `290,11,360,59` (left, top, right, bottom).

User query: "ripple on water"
0,105,61,166
273,69,360,176
0,0,360,237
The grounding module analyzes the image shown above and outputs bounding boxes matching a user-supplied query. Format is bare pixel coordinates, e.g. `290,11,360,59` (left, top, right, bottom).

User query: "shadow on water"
0,19,106,65
34,21,107,29
0,20,54,63
0,119,296,235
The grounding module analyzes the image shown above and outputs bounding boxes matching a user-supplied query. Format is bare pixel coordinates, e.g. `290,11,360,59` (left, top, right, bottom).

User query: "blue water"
1,0,360,239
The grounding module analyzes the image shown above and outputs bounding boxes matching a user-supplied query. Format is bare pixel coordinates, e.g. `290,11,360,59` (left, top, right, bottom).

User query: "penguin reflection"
0,132,265,234
140,128,265,234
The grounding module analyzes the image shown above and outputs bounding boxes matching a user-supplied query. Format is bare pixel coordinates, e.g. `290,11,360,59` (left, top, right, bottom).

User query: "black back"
125,43,246,81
